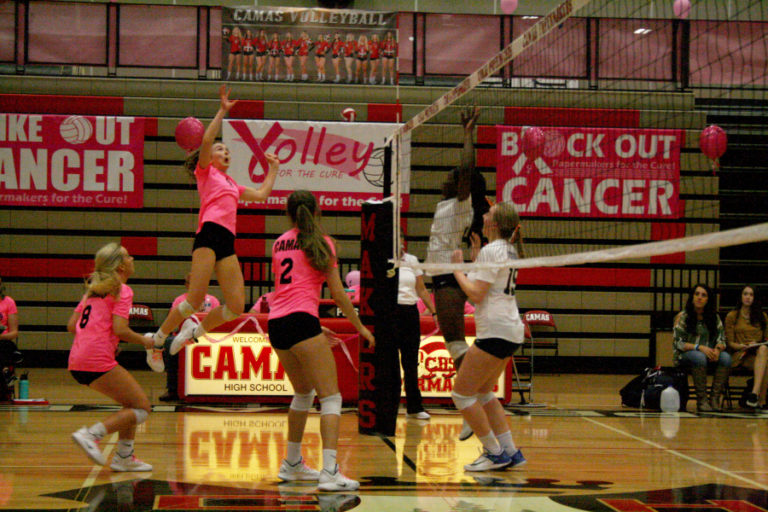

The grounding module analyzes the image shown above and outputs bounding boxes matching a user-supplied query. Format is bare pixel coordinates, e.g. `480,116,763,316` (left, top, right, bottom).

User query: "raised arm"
240,153,280,203
198,85,238,169
456,106,480,202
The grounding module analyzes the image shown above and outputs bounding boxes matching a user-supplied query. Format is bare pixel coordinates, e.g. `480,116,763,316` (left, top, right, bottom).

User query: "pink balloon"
673,0,691,19
175,117,204,153
501,0,518,15
521,126,546,161
699,125,727,161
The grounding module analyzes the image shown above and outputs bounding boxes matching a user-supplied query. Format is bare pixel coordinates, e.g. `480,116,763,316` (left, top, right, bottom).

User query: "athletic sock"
88,422,107,440
495,430,517,454
286,441,302,465
322,449,338,472
153,329,168,347
478,433,502,456
117,439,134,458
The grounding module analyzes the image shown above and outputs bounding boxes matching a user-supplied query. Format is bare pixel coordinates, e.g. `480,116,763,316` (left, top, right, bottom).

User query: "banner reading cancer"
0,114,145,208
496,126,683,218
223,119,410,211
222,7,398,85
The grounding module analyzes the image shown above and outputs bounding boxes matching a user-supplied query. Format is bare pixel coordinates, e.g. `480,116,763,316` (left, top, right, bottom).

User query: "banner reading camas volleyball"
0,114,145,208
496,126,683,218
223,120,410,211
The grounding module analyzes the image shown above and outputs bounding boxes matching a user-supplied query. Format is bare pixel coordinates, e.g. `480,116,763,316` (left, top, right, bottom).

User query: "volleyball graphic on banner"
59,115,93,144
341,107,357,122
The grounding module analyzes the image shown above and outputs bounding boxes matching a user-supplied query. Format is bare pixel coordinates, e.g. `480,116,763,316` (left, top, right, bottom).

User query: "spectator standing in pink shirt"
0,276,19,343
149,85,279,359
68,243,156,471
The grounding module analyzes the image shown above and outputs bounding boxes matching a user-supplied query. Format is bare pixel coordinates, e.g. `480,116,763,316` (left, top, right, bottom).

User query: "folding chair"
518,310,558,408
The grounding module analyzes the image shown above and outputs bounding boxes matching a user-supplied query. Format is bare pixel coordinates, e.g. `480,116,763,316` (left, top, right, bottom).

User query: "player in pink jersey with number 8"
149,85,280,360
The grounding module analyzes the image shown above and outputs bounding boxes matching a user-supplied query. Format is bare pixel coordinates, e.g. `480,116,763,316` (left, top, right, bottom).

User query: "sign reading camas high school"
496,126,682,218
0,114,145,208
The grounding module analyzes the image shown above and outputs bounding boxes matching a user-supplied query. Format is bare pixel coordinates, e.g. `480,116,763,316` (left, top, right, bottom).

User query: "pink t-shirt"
0,296,18,329
68,284,133,372
195,162,247,235
268,228,336,320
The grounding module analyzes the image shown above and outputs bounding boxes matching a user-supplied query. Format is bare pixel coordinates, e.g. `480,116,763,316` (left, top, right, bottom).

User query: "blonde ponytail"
493,202,525,258
85,242,124,298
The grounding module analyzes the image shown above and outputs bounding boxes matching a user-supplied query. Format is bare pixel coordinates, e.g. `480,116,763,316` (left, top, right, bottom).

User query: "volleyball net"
389,0,768,275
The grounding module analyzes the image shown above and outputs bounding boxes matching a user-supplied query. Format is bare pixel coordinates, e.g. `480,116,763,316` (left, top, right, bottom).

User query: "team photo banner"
496,126,683,218
223,119,410,212
0,114,145,208
222,6,397,85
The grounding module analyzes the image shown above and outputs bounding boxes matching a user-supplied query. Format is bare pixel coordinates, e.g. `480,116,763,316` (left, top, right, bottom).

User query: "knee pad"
446,340,469,363
132,408,149,425
178,300,195,318
222,305,239,321
290,390,316,412
319,393,342,416
451,391,477,410
478,392,497,406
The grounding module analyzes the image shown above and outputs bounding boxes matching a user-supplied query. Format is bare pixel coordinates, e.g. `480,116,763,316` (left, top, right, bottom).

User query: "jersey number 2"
279,258,293,285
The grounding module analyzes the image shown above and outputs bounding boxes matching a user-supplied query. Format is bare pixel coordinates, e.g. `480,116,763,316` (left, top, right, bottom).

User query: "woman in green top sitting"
673,283,731,412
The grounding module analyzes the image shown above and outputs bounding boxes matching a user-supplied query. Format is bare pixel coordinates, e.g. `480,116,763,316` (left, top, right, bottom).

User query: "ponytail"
183,149,200,177
493,202,525,258
288,190,333,272
85,242,124,298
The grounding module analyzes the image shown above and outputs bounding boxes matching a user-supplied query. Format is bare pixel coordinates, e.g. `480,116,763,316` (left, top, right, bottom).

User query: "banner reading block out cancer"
496,126,683,218
0,114,145,208
223,119,410,211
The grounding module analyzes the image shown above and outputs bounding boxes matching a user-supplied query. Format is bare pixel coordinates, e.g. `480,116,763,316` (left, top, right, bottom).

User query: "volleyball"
59,115,92,144
341,107,357,122
500,0,518,15
673,0,691,19
175,117,205,153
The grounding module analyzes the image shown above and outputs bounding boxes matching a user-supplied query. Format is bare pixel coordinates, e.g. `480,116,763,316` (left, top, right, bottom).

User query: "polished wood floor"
1,369,767,511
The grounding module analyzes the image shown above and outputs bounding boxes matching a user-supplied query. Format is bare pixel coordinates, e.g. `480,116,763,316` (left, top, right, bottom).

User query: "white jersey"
425,197,472,276
467,239,525,343
397,252,422,305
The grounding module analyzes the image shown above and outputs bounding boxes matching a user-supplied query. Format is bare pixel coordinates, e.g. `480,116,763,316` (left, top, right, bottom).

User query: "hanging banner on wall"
0,114,145,208
496,126,683,218
222,6,398,85
223,119,410,212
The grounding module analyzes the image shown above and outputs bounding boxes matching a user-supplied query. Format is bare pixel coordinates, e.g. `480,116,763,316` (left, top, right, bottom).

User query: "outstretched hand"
219,84,238,113
460,106,481,132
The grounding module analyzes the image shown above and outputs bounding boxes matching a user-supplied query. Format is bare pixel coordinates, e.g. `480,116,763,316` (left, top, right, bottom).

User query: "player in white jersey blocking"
450,202,527,472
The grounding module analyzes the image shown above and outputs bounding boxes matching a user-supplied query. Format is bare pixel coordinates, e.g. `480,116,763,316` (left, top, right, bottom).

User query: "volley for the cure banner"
223,120,410,212
0,114,145,208
496,126,683,218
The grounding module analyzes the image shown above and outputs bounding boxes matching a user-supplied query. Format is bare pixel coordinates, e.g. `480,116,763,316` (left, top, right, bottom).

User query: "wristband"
694,343,700,351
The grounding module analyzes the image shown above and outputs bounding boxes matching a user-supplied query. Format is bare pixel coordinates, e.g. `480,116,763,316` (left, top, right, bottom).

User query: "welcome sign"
0,114,145,208
223,120,410,211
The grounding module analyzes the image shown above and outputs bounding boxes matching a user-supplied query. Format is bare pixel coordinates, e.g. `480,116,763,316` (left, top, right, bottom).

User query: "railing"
2,2,766,89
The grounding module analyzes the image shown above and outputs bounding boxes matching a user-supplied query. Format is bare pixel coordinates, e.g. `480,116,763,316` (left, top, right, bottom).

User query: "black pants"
163,336,179,395
393,304,425,414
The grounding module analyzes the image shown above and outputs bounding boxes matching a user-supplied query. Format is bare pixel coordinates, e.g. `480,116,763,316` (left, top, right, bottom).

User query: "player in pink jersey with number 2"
149,85,280,359
268,190,374,492
68,243,155,471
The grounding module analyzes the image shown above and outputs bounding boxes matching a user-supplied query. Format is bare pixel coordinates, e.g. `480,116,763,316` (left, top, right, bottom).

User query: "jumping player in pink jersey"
149,85,279,357
269,190,374,492
68,243,155,471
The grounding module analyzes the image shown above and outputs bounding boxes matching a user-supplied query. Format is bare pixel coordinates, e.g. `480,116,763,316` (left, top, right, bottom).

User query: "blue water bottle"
18,372,29,399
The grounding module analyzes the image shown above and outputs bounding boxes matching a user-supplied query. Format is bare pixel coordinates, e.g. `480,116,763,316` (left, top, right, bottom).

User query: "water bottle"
18,372,29,400
660,386,679,412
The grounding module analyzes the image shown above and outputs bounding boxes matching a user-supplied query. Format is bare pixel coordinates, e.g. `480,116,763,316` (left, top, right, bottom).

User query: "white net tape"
404,221,768,274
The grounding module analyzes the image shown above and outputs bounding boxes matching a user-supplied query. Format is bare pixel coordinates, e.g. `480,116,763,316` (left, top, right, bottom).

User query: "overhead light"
408,36,414,41
522,16,539,20
634,28,652,35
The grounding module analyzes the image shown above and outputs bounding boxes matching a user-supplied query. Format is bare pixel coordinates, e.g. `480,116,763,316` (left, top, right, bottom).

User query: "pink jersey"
195,162,246,235
268,228,337,320
0,296,17,329
68,284,133,372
